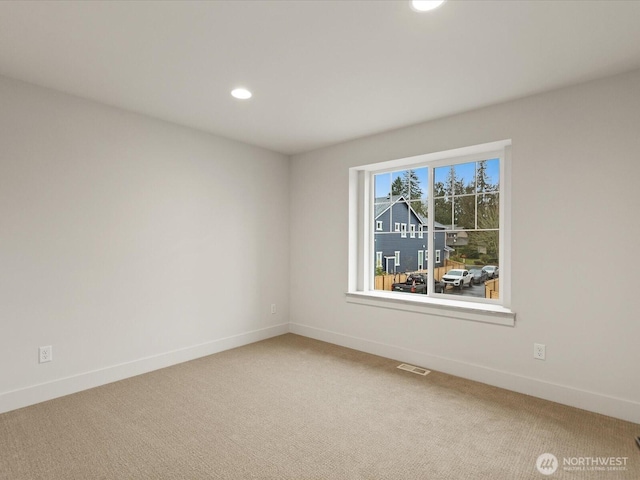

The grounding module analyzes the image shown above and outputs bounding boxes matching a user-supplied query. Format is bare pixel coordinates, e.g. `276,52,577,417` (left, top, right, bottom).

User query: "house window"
348,140,513,325
394,222,400,232
376,251,382,268
376,221,383,231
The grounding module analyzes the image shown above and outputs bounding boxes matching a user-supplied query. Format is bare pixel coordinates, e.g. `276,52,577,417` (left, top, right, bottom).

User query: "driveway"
441,281,486,298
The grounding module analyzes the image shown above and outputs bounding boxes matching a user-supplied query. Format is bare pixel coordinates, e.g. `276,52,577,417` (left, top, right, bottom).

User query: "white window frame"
418,225,424,239
376,220,383,231
347,140,514,326
394,251,400,267
400,223,407,238
394,222,400,232
376,251,383,268
418,250,424,270
410,224,416,238
435,249,441,264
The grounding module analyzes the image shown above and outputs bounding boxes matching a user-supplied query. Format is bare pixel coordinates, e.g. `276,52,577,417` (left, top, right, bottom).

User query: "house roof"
374,195,445,229
374,195,424,224
374,195,402,219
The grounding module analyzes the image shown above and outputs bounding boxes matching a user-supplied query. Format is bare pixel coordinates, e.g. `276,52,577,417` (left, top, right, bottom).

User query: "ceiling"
1,1,640,156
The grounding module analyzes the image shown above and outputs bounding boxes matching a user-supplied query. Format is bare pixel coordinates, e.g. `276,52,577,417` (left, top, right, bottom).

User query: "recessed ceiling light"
231,88,252,100
411,0,446,12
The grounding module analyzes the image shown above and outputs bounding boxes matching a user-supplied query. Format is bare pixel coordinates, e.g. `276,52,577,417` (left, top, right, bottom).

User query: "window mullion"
427,166,435,294
362,170,372,291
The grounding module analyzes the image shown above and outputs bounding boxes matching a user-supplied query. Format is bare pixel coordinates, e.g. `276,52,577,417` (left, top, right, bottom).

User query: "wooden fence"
444,259,466,271
485,278,499,299
374,273,407,291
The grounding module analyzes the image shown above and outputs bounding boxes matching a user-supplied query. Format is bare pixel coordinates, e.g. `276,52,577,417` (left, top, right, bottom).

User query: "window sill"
345,291,515,327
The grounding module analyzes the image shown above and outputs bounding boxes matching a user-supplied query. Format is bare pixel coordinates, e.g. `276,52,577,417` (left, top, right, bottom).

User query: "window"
348,140,513,325
376,251,382,268
376,220,383,231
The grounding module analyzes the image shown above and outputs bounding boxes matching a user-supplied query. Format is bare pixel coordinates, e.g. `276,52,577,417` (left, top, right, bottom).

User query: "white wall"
290,69,640,424
0,76,290,412
3,69,639,424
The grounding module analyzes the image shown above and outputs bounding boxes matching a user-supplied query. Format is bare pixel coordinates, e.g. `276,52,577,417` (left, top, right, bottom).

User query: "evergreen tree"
476,160,498,193
391,169,426,216
401,170,423,201
391,177,404,196
391,170,423,200
434,166,455,225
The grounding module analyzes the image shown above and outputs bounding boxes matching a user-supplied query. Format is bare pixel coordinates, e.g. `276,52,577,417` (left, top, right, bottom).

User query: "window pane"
390,171,403,198
374,172,392,235
412,167,429,203
374,172,391,200
455,162,476,194
383,168,428,203
435,162,476,196
454,194,476,229
467,231,499,263
477,158,500,193
409,199,427,223
374,201,392,232
478,193,499,229
442,230,499,300
435,197,452,226
434,166,451,196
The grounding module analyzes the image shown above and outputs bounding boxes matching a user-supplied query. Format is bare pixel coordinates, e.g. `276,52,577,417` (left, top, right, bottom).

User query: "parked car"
482,265,499,279
392,273,445,294
468,268,488,284
433,278,445,294
392,274,427,294
441,269,472,289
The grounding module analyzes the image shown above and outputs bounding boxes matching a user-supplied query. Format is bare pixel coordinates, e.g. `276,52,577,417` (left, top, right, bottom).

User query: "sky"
374,158,499,203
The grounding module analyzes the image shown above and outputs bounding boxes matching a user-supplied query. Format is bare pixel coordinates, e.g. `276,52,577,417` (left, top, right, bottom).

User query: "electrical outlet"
534,343,546,360
271,304,277,314
39,345,52,363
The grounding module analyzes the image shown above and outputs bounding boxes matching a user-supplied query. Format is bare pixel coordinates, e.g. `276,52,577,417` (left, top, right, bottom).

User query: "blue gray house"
374,195,448,273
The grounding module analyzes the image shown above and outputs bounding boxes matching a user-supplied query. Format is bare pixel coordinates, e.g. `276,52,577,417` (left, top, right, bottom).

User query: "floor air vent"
397,363,431,376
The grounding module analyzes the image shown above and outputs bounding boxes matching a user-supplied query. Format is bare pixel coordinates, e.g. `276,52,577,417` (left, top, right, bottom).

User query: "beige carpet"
1,334,638,479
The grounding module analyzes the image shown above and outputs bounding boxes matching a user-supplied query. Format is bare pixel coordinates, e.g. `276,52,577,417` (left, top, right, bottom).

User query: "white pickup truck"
441,269,472,289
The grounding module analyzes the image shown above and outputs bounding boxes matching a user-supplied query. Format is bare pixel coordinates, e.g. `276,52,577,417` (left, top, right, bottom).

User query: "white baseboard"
290,322,640,425
0,323,289,414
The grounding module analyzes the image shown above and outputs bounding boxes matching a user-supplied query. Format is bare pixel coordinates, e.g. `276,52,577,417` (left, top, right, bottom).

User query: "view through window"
373,157,501,301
